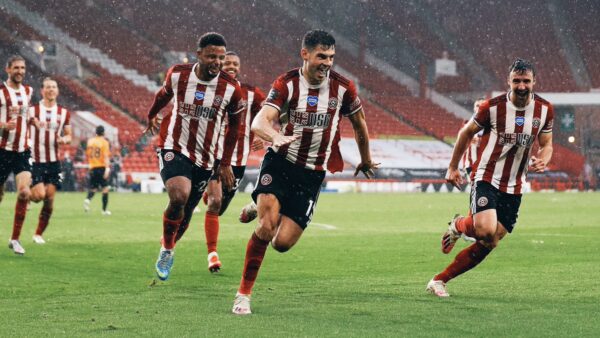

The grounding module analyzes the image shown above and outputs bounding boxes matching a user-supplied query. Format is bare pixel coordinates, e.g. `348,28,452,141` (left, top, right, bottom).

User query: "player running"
172,51,266,272
83,125,111,215
232,30,379,315
29,77,72,244
145,32,245,281
0,55,33,255
428,58,554,297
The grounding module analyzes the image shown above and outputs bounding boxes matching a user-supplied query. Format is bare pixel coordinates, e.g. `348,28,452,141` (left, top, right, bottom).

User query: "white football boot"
8,239,25,255
426,279,450,297
232,293,252,315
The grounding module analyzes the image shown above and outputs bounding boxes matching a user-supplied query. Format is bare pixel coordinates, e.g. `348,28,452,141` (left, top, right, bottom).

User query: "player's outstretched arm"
348,109,379,179
530,132,553,173
251,105,299,147
446,120,481,189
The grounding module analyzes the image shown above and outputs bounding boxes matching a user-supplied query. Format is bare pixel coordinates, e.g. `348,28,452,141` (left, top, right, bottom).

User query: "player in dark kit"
145,32,245,281
232,30,379,315
427,58,554,297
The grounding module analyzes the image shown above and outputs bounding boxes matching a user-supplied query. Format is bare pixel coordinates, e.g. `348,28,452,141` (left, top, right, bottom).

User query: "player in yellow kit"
84,125,111,215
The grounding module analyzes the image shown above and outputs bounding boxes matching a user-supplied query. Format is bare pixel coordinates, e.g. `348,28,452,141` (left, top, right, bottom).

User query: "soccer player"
0,55,33,255
28,77,72,244
84,125,111,215
427,58,554,297
232,30,378,315
172,51,266,272
145,32,245,281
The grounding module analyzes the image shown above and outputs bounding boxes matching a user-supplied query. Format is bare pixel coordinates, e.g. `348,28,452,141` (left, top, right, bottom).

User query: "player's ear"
300,48,309,61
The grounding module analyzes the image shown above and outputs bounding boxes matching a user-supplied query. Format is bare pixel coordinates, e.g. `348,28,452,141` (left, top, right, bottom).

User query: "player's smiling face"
301,44,335,85
42,79,59,102
223,54,240,79
6,60,26,85
197,45,226,81
508,70,535,101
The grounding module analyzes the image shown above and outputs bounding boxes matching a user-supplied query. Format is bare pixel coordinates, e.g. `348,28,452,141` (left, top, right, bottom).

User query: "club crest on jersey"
328,98,338,110
195,91,205,101
477,196,488,207
260,174,272,186
164,152,175,162
213,95,223,106
307,96,318,107
515,116,525,127
532,117,541,129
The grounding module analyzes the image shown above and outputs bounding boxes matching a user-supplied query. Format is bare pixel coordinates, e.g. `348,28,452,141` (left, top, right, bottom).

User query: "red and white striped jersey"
157,63,245,169
29,103,71,163
265,68,362,172
215,82,266,166
461,137,478,171
471,93,554,194
0,82,32,152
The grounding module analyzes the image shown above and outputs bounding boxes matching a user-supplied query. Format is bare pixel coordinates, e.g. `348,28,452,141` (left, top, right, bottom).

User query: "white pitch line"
311,222,337,230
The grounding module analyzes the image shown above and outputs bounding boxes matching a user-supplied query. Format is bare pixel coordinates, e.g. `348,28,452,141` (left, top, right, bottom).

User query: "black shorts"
158,149,212,198
32,161,62,187
89,167,108,190
470,180,522,233
252,149,325,229
0,149,32,184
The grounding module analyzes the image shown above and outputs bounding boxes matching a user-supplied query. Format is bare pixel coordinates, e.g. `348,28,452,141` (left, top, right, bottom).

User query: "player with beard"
29,77,72,244
171,51,266,273
0,55,33,255
428,58,554,297
232,30,379,315
145,32,245,281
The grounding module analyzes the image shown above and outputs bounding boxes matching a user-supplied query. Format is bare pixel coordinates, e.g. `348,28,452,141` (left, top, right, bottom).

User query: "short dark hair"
302,30,335,51
42,76,57,88
197,32,227,50
225,51,238,57
96,125,105,136
6,55,25,68
509,58,535,77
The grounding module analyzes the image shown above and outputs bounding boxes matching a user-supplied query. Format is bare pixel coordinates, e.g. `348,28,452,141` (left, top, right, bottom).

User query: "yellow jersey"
86,136,110,169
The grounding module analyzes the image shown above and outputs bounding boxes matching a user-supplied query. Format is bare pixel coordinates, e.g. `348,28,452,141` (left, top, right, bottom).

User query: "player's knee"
17,187,30,200
271,240,292,253
207,197,222,213
30,192,44,203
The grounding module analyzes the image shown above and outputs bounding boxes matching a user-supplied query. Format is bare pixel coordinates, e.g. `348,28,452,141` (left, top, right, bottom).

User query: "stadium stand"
3,0,593,190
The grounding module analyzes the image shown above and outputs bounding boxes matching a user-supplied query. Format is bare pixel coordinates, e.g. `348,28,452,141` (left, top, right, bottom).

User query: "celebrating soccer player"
145,32,245,281
427,58,554,297
84,125,111,215
0,55,33,255
232,30,379,315
29,77,72,244
172,51,266,273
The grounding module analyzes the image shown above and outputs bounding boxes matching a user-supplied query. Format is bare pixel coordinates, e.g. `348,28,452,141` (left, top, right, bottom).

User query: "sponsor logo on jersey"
515,116,525,126
195,91,205,101
477,196,488,207
260,174,272,186
532,117,541,129
177,102,217,120
307,96,318,107
289,110,331,128
497,132,534,148
328,98,338,110
164,152,175,161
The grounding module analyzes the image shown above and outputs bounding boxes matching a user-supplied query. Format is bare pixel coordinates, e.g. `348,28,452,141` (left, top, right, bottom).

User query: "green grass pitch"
1,192,599,337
